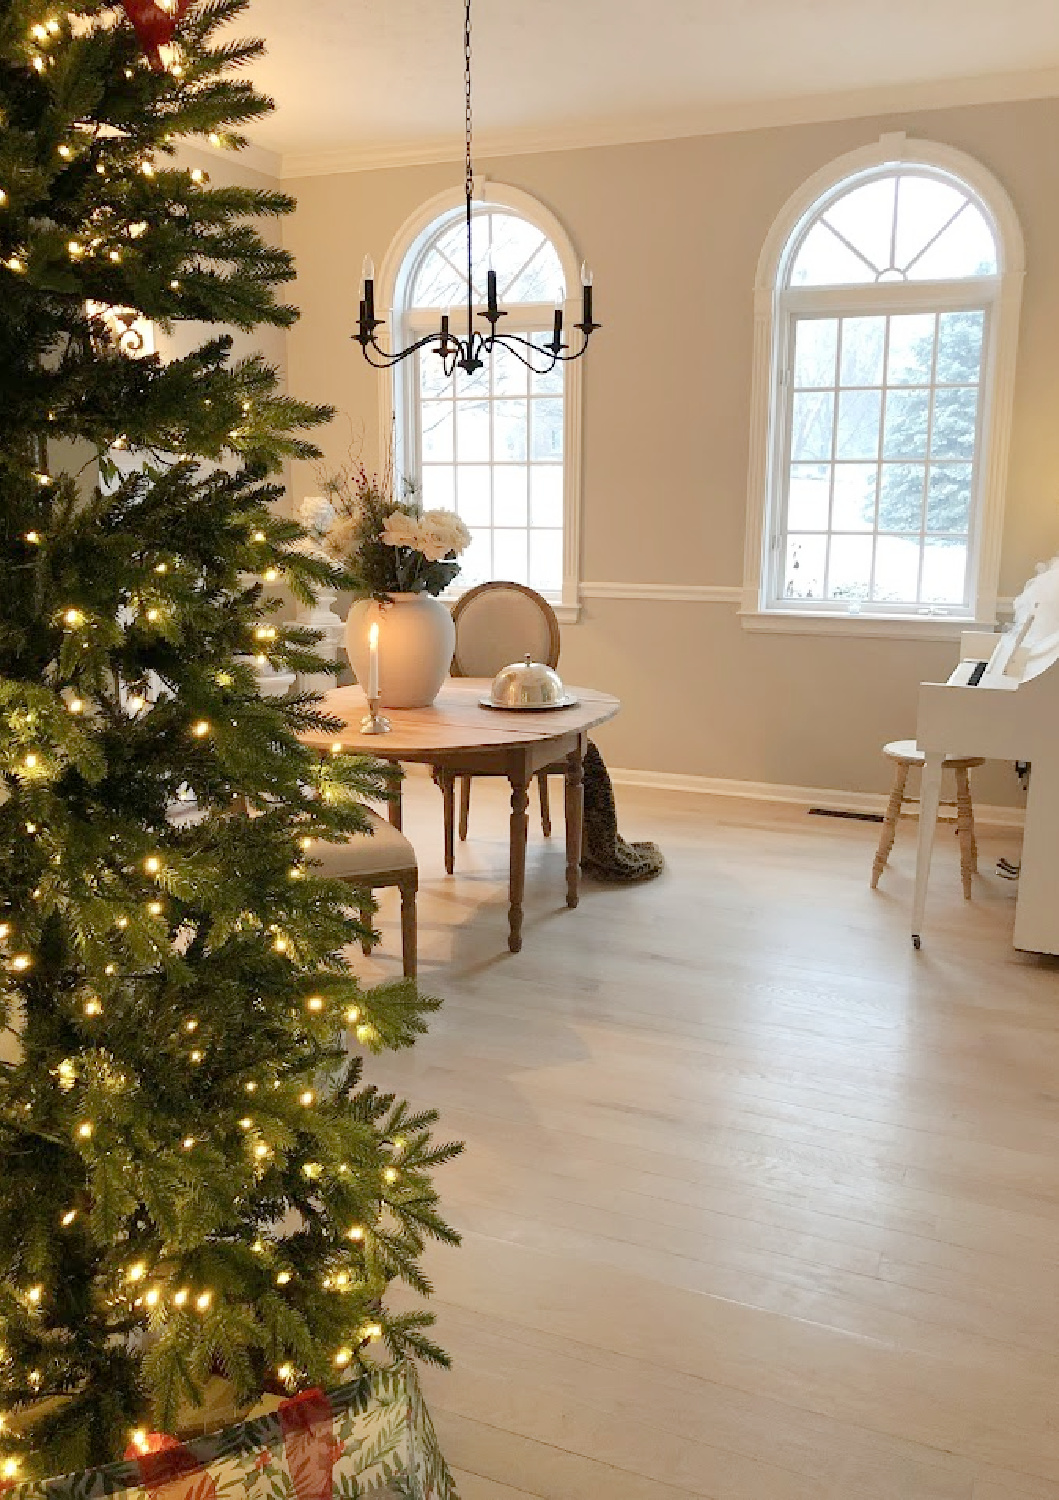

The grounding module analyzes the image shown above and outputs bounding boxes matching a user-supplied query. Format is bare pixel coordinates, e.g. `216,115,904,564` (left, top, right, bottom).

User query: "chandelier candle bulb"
361,256,375,324
581,262,594,327
486,267,498,318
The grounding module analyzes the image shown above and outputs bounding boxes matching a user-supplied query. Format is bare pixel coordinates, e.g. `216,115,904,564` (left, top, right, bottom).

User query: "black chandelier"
355,0,599,377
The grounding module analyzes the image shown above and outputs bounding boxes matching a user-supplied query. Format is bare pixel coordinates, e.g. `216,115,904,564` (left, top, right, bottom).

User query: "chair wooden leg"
358,896,373,956
440,770,456,875
537,771,552,837
399,876,417,980
871,762,909,888
955,766,977,899
459,775,472,841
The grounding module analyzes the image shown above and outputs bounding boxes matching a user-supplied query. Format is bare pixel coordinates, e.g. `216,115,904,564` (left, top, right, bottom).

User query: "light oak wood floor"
357,776,1059,1500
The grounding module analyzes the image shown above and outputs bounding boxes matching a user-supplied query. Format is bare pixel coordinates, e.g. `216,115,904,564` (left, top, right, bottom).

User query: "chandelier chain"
464,0,473,204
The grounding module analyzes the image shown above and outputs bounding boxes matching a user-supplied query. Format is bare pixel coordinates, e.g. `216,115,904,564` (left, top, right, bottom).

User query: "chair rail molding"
580,582,742,603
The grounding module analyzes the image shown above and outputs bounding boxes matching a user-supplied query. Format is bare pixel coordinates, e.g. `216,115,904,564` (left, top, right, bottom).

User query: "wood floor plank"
354,778,1059,1497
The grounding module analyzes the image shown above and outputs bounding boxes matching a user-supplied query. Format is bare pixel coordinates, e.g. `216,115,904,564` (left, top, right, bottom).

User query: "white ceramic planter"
345,593,455,709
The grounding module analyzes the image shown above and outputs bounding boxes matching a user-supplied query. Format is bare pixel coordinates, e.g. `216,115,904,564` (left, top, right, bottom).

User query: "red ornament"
119,0,192,69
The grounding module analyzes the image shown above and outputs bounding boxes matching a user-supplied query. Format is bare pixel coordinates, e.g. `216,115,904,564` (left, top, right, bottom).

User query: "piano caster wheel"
912,933,921,950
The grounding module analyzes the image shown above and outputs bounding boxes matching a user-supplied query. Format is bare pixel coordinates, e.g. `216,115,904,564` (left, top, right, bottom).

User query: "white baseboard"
608,766,1027,829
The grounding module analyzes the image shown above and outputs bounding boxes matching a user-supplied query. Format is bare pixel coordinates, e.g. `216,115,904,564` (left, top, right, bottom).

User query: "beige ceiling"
240,0,1059,174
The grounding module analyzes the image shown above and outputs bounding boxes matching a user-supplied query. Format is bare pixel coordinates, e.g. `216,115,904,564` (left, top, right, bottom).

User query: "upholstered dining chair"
444,580,563,864
305,812,419,979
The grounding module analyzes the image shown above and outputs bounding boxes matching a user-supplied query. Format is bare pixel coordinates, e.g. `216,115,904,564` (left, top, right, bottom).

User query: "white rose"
418,509,471,561
380,511,423,550
298,495,335,534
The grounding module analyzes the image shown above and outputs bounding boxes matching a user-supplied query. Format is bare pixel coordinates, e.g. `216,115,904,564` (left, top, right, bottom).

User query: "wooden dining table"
302,680,621,953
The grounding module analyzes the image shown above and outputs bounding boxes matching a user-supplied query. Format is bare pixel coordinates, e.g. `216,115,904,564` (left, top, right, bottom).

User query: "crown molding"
272,66,1059,180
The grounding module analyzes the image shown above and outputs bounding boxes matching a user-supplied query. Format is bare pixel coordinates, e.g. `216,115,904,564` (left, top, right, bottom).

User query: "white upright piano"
913,558,1059,954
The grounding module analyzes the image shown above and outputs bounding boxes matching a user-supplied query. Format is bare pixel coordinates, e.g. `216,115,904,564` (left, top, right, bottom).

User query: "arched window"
383,186,583,616
744,137,1024,631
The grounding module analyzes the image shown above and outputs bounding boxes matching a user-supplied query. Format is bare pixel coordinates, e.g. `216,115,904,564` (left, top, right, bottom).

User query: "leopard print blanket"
580,740,665,883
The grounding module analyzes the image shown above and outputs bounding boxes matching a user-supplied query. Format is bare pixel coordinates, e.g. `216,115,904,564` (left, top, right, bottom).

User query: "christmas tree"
0,0,459,1480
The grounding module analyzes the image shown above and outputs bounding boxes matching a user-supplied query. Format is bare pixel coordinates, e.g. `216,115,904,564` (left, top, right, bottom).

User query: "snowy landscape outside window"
767,167,1003,617
394,205,569,599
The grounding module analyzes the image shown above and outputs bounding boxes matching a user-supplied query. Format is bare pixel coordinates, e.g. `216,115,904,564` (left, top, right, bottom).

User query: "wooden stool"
871,740,985,899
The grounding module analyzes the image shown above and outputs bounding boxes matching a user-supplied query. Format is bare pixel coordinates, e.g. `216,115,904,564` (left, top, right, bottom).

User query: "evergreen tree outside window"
744,139,1025,628
383,188,584,618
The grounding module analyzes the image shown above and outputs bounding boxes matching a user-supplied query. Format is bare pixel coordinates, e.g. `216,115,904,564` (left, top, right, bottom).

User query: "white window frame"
377,182,584,623
742,134,1024,638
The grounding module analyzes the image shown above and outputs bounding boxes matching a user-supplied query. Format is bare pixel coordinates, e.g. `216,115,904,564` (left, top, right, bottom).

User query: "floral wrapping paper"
3,1366,456,1500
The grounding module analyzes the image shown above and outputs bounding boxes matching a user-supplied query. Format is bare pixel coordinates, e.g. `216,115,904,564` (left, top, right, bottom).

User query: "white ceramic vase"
345,593,456,709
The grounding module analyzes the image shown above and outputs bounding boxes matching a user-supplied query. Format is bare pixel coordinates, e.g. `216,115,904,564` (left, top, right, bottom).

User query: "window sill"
739,609,991,640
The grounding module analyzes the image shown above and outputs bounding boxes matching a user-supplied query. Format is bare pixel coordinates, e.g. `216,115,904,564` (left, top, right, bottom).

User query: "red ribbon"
278,1389,337,1500
118,0,192,68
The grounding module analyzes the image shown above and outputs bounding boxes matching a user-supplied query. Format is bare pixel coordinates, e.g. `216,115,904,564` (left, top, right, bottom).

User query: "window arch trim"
742,133,1024,634
377,183,584,622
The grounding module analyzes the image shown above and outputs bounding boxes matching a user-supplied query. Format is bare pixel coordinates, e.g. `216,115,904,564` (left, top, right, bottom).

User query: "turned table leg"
565,739,585,909
507,766,530,953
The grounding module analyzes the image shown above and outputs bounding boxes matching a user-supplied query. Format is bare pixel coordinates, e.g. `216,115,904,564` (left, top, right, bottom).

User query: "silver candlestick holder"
360,698,391,735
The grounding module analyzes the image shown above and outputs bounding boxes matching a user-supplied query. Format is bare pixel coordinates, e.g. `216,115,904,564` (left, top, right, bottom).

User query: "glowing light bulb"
127,1262,146,1283
108,248,121,263
84,997,102,1017
239,1117,252,1130
330,741,344,755
3,1458,20,1479
190,168,206,184
345,1006,360,1024
346,1225,365,1241
173,1288,189,1307
192,720,210,737
275,1271,291,1286
299,1090,315,1107
68,696,84,714
146,609,160,622
141,161,155,177
46,18,60,33
77,1121,93,1139
12,954,32,971
31,23,48,39
61,1209,77,1226
148,901,163,916
115,916,128,930
254,1143,268,1160
356,1024,376,1046
273,935,288,953
383,1167,398,1185
24,530,41,544
252,530,267,543
23,753,37,769
306,996,324,1013
264,568,279,582
63,608,84,627
184,1018,198,1032
245,1080,257,1093
169,279,180,291
277,1362,293,1381
4,255,25,272
68,239,84,257
27,1285,42,1305
363,1323,382,1341
58,144,73,160
189,1050,203,1064
145,1287,160,1307
182,1137,195,1150
195,1291,212,1311
144,856,161,875
334,1348,351,1368
130,1429,148,1452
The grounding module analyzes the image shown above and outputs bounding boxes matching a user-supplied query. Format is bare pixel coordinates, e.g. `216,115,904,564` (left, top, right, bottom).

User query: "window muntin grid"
778,309,986,610
788,170,998,287
400,206,568,599
417,337,564,596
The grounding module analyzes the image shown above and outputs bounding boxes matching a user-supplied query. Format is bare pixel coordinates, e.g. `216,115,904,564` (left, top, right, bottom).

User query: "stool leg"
872,762,909,888
955,766,977,899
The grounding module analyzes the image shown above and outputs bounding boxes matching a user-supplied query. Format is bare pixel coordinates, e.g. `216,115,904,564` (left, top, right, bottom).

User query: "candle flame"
368,621,379,648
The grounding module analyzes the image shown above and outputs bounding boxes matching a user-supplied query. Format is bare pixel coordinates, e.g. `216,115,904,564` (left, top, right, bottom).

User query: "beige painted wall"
281,96,1059,804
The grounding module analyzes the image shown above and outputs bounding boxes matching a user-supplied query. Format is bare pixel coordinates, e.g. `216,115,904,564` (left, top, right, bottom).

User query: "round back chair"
451,581,560,678
441,582,563,859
